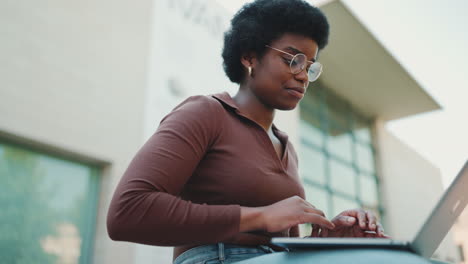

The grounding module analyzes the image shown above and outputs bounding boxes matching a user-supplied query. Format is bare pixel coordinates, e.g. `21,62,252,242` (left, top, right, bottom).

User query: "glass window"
354,127,372,144
299,146,326,185
329,158,356,198
331,194,360,218
356,142,375,174
299,120,323,148
359,174,379,208
352,112,373,144
0,142,100,264
304,183,331,218
300,84,382,225
326,126,353,163
324,90,350,130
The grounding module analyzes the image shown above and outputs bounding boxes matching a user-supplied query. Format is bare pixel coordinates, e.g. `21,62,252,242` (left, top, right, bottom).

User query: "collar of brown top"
211,92,289,143
211,92,238,111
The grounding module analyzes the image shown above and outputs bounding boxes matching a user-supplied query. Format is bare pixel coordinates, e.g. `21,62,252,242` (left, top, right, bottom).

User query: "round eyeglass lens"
290,54,307,74
308,62,323,82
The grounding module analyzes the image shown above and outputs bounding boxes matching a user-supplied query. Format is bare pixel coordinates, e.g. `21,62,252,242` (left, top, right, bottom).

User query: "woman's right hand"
240,196,335,233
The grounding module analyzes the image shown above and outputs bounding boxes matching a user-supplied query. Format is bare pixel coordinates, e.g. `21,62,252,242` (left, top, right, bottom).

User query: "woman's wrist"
239,206,265,232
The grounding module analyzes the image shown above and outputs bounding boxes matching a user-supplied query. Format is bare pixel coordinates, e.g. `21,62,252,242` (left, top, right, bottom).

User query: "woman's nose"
294,68,309,86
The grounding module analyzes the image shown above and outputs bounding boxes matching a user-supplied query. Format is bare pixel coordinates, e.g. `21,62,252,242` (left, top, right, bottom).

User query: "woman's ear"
241,52,258,68
241,52,257,77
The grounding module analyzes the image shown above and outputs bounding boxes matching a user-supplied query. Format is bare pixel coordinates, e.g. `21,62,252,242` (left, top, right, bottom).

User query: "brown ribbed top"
106,92,304,260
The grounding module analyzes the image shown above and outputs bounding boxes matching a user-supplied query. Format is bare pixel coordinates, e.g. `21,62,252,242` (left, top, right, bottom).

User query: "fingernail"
347,217,355,223
371,224,376,229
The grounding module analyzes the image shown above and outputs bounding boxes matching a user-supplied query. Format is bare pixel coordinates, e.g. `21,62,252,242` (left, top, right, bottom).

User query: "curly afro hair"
222,0,329,84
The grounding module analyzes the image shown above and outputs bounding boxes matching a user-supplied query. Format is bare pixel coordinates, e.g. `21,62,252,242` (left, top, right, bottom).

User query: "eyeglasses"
265,45,323,82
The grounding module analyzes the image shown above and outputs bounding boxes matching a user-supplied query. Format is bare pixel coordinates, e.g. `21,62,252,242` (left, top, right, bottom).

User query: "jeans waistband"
174,243,288,264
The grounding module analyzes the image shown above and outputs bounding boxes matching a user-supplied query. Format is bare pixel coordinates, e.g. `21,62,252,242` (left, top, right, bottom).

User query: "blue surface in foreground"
236,248,450,264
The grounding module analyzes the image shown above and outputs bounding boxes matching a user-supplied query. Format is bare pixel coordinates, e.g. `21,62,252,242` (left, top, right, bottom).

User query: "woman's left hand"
310,208,389,238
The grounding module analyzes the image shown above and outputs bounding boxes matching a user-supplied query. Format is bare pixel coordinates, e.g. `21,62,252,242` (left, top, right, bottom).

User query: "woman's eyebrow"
285,46,317,62
284,46,302,54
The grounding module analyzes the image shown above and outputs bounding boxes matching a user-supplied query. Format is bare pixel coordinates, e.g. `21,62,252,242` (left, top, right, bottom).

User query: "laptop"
272,160,468,258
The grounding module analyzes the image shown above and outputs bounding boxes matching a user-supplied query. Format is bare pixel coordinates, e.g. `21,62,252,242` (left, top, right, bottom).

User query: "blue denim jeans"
173,243,285,264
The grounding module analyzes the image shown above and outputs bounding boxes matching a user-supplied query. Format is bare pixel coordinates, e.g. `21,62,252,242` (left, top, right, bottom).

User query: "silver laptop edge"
272,237,407,247
411,160,468,258
272,160,468,259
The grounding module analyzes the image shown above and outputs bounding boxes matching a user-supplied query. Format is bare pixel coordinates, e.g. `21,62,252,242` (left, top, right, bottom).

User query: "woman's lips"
286,87,305,99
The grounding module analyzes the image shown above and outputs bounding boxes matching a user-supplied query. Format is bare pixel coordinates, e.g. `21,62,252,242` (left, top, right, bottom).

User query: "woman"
107,0,386,263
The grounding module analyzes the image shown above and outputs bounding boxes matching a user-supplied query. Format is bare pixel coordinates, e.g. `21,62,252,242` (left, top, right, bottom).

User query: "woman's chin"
276,102,299,111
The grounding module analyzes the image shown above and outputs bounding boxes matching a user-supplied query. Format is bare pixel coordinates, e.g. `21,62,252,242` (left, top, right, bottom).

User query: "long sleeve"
106,96,241,246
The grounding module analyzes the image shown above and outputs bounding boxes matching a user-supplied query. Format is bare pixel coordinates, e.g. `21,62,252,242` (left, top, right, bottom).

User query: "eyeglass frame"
265,45,323,82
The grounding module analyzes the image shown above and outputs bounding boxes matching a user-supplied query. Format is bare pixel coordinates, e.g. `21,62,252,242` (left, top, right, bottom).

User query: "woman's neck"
232,87,275,132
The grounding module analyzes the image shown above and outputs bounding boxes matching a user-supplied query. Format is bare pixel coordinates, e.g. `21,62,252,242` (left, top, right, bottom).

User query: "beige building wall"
374,119,459,262
0,0,153,263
